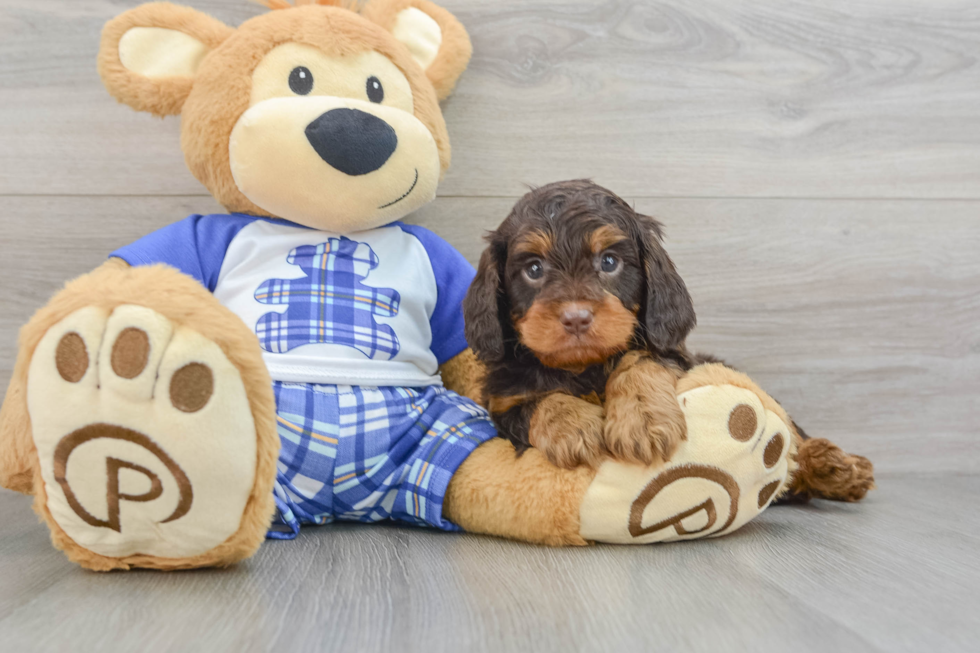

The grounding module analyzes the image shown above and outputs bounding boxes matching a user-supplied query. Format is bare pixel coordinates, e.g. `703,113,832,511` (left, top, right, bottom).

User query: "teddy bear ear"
97,3,234,117
362,0,473,101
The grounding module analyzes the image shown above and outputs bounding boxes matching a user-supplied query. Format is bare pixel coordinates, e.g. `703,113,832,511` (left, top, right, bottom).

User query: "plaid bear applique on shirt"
254,236,401,360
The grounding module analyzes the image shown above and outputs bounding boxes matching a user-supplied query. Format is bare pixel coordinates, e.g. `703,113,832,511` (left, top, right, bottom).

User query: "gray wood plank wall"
1,2,978,651
2,0,976,473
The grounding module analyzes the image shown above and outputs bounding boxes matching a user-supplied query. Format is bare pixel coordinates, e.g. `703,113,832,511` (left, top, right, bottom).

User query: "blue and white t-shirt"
111,214,475,387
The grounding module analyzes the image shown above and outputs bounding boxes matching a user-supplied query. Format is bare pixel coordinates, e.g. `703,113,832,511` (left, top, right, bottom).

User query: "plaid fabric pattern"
254,237,401,359
268,382,497,539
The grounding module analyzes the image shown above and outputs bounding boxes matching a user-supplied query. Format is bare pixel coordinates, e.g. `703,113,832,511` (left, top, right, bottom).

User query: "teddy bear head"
97,0,471,232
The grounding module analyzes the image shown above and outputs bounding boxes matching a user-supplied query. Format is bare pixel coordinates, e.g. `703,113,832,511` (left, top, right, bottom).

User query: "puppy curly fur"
464,180,695,468
464,180,875,503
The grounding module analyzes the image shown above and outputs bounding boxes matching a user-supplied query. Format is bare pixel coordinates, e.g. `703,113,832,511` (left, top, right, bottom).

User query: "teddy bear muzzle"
228,95,440,233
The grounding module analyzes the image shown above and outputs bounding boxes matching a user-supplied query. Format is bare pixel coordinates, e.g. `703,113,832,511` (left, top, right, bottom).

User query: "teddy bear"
0,0,870,571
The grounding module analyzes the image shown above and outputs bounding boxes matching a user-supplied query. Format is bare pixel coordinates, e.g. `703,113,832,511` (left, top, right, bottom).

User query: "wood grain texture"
1,0,979,197
0,0,978,650
2,195,977,473
0,474,977,652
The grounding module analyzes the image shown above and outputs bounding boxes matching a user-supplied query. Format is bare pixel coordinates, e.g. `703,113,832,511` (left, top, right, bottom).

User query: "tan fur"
0,342,41,495
516,294,637,370
589,224,627,253
512,230,553,257
486,393,530,415
259,1,357,10
98,3,234,117
443,438,595,546
791,438,875,502
0,260,279,570
361,0,472,100
603,352,686,465
437,347,485,405
529,393,606,469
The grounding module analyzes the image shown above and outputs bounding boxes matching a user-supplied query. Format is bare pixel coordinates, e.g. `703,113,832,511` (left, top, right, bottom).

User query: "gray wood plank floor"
1,0,978,651
1,474,977,653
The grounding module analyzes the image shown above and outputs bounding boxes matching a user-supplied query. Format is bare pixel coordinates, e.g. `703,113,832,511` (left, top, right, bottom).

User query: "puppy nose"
305,108,397,176
560,306,594,335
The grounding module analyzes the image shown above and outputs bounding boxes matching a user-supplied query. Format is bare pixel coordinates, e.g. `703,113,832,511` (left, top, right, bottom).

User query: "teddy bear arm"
438,349,602,544
443,437,595,546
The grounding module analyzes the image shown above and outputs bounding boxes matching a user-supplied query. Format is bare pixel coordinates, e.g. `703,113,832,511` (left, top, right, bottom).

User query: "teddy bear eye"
366,76,384,103
289,66,313,95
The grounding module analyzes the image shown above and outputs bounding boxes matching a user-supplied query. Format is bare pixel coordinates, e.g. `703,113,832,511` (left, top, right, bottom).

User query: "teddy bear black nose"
305,108,398,176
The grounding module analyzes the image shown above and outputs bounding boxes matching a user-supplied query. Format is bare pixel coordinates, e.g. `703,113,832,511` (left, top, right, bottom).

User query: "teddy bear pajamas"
111,213,496,536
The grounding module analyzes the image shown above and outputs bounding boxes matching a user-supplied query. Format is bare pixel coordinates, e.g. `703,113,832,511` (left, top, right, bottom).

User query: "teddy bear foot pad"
27,304,258,560
580,376,793,543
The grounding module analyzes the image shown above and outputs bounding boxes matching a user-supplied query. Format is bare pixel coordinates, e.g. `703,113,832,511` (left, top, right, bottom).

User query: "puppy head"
464,180,695,369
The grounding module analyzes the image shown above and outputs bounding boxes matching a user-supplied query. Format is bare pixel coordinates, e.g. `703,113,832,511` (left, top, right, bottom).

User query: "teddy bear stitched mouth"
378,168,419,209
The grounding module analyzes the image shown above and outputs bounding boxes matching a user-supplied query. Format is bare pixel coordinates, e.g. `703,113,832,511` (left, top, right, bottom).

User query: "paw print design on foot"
579,365,794,543
27,305,259,562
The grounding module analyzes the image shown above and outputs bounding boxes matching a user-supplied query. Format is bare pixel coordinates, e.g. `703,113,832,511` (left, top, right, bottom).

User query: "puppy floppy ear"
635,215,696,351
362,0,472,100
463,240,507,363
97,3,233,117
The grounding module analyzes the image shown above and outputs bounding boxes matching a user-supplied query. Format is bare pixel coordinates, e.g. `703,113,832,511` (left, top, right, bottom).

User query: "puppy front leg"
490,394,605,469
529,394,606,469
603,352,686,465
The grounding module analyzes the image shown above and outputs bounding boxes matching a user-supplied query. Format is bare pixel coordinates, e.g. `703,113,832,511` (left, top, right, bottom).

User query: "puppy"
463,180,876,504
463,180,696,469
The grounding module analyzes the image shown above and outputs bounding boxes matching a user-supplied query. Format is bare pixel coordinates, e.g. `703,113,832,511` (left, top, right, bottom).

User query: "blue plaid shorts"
268,382,497,539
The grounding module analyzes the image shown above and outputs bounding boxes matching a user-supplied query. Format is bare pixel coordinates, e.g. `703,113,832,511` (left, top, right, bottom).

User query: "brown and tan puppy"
464,180,696,469
464,180,875,503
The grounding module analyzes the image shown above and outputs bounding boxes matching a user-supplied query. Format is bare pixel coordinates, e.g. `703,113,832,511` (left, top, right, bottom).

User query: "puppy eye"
366,76,384,103
289,66,313,95
600,253,620,273
523,260,544,281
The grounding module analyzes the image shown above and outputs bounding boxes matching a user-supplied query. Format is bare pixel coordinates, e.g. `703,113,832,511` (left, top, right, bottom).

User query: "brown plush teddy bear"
0,0,868,571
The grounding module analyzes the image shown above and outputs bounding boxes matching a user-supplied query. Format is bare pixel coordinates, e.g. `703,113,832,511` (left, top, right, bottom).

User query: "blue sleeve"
110,214,257,292
396,223,476,365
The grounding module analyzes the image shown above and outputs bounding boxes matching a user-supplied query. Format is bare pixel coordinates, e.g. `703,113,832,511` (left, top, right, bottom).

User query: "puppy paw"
603,398,687,465
529,394,605,469
602,356,686,465
792,438,876,502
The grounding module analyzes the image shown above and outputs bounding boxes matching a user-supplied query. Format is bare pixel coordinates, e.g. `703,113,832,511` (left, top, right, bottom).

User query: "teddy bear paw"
578,382,792,543
27,305,259,562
